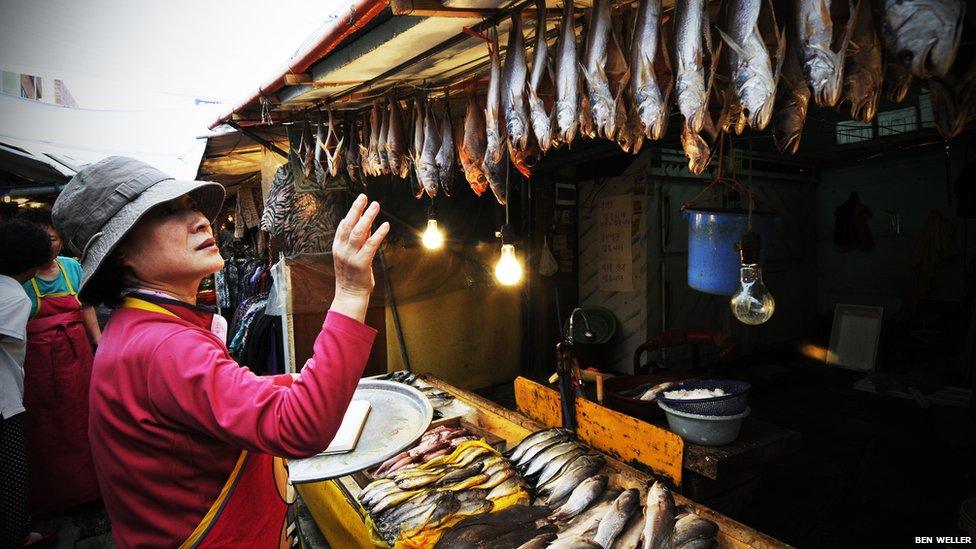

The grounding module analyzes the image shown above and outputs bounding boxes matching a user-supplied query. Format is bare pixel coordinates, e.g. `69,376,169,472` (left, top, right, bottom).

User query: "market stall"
296,374,790,548
194,0,976,544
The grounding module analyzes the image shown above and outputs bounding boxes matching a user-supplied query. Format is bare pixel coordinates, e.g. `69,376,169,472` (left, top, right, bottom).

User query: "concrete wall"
382,245,522,390
816,145,976,316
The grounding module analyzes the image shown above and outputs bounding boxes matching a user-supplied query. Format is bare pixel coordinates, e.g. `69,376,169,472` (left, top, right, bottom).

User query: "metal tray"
288,379,434,483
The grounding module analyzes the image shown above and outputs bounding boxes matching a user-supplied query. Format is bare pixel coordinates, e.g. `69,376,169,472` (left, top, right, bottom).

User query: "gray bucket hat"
52,156,225,294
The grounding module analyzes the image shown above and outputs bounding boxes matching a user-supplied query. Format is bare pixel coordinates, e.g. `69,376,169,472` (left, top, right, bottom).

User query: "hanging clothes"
260,153,344,256
22,259,99,514
834,192,874,251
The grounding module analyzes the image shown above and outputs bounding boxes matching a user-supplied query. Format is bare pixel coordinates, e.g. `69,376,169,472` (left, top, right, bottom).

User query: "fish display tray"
288,379,434,483
354,417,507,484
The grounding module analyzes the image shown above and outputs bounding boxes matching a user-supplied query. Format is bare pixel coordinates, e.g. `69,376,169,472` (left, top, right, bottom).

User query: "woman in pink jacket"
51,156,389,547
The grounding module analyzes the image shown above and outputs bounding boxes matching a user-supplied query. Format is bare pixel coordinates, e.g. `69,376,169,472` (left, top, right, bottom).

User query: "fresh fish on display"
880,0,965,79
521,441,581,477
503,12,532,152
555,491,618,539
550,474,609,521
435,104,456,195
514,432,572,468
515,532,558,549
842,0,883,122
716,0,784,131
506,428,570,463
641,481,676,549
418,101,443,198
554,0,581,145
548,537,604,549
593,488,641,548
537,454,606,506
796,0,857,107
674,0,709,133
630,0,669,143
611,512,645,549
387,98,410,179
671,513,719,547
884,62,914,103
459,86,489,196
535,447,587,487
773,14,811,155
528,0,555,152
378,99,391,175
483,26,509,205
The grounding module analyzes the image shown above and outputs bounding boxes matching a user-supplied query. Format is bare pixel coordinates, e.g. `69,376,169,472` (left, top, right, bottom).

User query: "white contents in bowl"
663,388,727,400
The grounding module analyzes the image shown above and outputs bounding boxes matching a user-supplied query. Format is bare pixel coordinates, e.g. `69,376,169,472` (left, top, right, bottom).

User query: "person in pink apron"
51,156,389,547
18,207,102,516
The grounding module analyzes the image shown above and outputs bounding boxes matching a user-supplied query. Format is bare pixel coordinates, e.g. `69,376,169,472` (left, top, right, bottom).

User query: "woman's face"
119,195,223,287
42,224,62,261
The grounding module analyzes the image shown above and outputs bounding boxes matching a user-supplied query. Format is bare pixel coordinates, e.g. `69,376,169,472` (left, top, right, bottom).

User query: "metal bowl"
658,401,750,446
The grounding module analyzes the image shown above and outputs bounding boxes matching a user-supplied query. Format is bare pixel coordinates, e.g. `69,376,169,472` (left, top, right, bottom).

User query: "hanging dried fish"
605,5,631,143
435,103,456,196
773,11,811,155
554,0,581,146
884,62,914,103
361,101,382,176
880,0,965,79
344,113,363,184
503,12,532,152
717,0,783,131
681,26,725,175
528,0,555,152
842,0,883,122
317,108,345,178
630,0,669,142
459,85,489,196
928,26,976,139
796,0,857,107
388,98,410,179
674,0,708,133
484,26,509,205
581,0,618,139
409,97,427,198
378,100,391,175
417,99,442,198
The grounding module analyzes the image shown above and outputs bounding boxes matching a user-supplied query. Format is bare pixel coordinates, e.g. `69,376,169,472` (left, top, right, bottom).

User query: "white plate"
288,379,433,483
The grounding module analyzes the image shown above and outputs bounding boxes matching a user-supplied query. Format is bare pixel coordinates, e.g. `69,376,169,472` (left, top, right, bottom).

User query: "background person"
53,156,390,546
0,219,53,547
17,206,101,515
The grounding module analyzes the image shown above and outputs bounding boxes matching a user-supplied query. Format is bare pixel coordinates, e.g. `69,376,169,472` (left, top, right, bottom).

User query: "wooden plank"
682,419,802,480
513,376,684,486
284,73,314,85
418,375,790,548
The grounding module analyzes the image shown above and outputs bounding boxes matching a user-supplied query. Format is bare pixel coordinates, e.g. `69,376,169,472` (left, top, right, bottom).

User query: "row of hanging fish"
463,0,969,179
307,0,968,197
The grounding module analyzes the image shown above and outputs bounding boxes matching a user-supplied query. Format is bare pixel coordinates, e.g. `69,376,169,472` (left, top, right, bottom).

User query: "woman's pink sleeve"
147,311,376,458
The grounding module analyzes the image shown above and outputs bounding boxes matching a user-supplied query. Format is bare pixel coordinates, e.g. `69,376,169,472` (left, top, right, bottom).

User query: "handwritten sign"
597,195,633,292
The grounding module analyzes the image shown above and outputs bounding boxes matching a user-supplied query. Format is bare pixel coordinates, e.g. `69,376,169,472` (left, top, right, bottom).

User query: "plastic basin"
658,401,750,446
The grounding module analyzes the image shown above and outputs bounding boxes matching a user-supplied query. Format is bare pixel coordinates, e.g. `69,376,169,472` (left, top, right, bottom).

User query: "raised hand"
330,194,390,321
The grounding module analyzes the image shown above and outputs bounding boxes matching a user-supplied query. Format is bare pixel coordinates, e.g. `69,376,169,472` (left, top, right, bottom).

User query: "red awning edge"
209,0,390,129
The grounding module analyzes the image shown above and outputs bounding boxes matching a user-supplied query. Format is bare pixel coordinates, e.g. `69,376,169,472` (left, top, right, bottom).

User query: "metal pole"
378,248,412,372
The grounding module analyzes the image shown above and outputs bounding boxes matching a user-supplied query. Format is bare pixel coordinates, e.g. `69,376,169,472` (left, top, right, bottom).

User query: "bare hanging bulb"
730,232,775,325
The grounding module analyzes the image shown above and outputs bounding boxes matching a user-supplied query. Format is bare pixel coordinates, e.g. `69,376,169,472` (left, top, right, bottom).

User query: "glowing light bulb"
421,219,444,250
730,232,775,325
494,244,523,286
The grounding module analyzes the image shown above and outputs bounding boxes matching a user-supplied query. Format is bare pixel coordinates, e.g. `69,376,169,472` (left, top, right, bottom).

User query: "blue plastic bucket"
683,208,775,296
